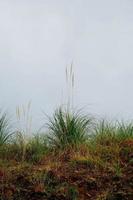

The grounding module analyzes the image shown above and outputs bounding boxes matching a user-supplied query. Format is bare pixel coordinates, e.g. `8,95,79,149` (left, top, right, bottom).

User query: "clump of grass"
92,120,116,145
87,120,133,168
15,102,32,162
91,120,133,146
9,133,49,163
46,107,93,149
116,122,133,141
0,111,12,147
27,133,49,163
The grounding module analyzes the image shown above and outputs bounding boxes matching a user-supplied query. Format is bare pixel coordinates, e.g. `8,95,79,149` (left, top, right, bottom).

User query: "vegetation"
0,107,132,200
0,110,12,146
0,66,132,199
47,107,93,149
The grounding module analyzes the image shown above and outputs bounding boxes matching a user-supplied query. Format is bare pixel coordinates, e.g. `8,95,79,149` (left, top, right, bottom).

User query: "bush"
46,107,93,149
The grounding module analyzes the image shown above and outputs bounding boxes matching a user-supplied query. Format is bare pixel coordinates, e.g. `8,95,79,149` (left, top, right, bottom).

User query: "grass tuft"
0,111,12,147
46,107,93,149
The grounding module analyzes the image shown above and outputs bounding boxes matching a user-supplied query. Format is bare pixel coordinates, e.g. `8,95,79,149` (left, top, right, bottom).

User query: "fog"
0,0,133,129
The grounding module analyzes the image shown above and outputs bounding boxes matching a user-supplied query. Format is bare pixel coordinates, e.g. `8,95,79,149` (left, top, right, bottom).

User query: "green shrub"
47,107,93,149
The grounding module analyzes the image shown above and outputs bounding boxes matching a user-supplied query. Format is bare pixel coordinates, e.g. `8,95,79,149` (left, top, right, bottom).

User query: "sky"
0,0,133,129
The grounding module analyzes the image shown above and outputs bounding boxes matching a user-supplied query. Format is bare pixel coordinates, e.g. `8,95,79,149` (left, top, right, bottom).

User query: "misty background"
0,0,133,130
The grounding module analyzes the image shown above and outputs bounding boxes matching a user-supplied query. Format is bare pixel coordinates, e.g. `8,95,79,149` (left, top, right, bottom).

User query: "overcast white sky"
0,0,133,128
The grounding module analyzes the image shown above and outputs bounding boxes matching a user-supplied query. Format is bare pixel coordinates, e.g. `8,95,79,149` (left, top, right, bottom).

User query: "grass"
117,122,133,140
0,107,133,199
0,110,13,147
15,102,32,162
46,107,93,149
27,133,49,163
0,66,132,199
91,120,133,145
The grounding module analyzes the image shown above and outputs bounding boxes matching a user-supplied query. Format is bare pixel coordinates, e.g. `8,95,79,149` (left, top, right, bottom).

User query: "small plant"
47,107,93,149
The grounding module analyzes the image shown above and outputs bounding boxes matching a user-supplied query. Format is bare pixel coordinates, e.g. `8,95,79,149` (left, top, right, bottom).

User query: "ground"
0,139,133,200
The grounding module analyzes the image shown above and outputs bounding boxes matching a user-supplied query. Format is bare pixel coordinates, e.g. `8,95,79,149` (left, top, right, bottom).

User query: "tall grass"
47,107,93,149
92,120,116,145
91,120,133,145
15,102,32,161
46,65,93,149
65,63,75,110
27,133,49,163
0,111,12,146
116,122,133,141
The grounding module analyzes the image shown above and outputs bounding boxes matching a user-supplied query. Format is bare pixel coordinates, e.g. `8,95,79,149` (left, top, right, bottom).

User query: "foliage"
46,107,93,149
